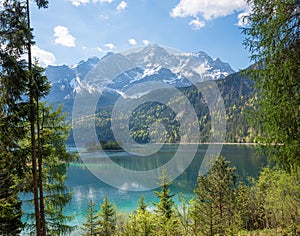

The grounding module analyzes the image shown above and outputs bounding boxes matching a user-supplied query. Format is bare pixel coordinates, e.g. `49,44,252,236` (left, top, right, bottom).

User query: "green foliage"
243,0,300,170
0,0,34,234
35,0,49,9
86,140,122,151
154,169,175,220
0,171,23,235
137,195,147,213
97,195,117,236
81,200,99,236
123,209,155,236
0,1,54,235
251,167,300,233
122,195,156,235
153,169,179,235
192,155,238,236
39,105,76,235
174,193,193,236
22,104,76,235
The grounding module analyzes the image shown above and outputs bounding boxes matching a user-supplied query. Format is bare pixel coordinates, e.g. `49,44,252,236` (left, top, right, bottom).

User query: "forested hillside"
71,71,257,145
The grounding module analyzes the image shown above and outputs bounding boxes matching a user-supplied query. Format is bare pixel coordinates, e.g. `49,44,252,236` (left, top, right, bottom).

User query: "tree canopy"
243,0,300,170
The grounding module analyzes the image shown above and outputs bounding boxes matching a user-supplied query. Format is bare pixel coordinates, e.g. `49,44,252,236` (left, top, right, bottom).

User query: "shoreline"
160,142,258,145
69,142,258,150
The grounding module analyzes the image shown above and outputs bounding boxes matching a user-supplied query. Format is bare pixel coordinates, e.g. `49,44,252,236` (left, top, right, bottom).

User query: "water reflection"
66,144,266,218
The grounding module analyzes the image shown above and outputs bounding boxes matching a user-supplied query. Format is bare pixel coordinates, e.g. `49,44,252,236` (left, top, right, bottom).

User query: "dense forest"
0,0,299,235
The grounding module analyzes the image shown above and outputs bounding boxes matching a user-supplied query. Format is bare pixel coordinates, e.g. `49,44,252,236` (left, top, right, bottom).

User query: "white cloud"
69,0,89,6
96,47,106,52
189,18,205,30
68,0,113,6
142,40,150,45
170,0,249,29
31,45,56,66
53,26,76,47
128,38,137,45
170,0,247,20
117,1,127,11
104,43,115,50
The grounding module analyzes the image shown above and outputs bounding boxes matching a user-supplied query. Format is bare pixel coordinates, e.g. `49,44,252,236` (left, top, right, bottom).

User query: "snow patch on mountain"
142,65,162,78
45,45,235,110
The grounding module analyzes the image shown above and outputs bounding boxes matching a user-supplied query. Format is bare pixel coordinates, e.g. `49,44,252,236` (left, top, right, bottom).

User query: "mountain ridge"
45,45,235,112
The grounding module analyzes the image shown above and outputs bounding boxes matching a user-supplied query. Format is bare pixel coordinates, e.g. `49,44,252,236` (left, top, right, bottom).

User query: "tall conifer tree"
193,156,237,235
81,200,99,236
96,195,117,236
0,0,31,234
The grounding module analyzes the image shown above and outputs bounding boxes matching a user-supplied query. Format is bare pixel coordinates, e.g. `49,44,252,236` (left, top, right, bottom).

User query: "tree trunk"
37,99,46,236
26,0,41,234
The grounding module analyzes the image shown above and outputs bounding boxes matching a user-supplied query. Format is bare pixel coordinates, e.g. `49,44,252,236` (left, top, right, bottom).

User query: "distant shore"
69,142,259,151
152,142,258,145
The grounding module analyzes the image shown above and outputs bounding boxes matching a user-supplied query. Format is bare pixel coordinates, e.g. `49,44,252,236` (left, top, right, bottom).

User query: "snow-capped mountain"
45,45,235,111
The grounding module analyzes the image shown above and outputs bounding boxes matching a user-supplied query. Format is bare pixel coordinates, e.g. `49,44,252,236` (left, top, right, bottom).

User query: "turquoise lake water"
64,144,266,227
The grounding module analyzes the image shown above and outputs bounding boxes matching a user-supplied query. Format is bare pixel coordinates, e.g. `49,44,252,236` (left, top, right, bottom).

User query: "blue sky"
29,0,251,71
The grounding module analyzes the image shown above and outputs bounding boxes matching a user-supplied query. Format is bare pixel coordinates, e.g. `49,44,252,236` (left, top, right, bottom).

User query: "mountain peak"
45,46,236,110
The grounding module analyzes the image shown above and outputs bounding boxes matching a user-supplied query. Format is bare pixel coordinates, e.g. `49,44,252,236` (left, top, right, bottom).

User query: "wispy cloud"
68,0,89,6
170,0,248,29
128,38,137,45
142,40,150,46
104,43,115,50
68,0,114,6
96,47,106,52
53,26,76,47
189,18,205,30
32,45,56,66
116,1,127,11
21,45,56,66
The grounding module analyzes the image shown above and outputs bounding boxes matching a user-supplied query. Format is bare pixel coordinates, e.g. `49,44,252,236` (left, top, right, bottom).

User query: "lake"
64,144,266,228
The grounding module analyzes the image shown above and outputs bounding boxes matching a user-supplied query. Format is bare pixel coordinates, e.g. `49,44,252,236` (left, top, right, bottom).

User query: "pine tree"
0,0,32,234
81,200,99,236
193,155,237,236
31,104,75,235
234,183,252,231
123,195,155,236
25,0,49,234
20,104,75,235
97,195,117,236
175,193,191,236
136,195,154,236
189,197,202,236
153,169,178,235
154,169,175,220
0,1,51,235
137,195,147,213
